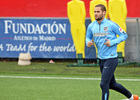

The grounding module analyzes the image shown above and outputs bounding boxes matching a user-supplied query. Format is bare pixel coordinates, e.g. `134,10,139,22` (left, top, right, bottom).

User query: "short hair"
95,4,106,12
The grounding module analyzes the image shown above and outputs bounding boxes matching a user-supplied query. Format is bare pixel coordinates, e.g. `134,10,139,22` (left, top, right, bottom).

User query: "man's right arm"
86,24,93,47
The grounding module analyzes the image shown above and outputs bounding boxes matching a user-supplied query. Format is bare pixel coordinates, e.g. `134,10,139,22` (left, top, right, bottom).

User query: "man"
86,4,139,100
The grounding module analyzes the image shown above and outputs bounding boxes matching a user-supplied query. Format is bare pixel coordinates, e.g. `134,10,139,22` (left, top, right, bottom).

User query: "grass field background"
0,61,140,100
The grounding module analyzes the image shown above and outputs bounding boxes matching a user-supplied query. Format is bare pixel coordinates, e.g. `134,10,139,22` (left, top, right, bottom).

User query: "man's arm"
110,23,128,46
86,24,93,47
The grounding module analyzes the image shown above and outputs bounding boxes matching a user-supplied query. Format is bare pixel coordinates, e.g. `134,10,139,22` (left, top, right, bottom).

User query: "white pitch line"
0,76,140,81
0,76,101,80
116,78,140,81
122,97,140,100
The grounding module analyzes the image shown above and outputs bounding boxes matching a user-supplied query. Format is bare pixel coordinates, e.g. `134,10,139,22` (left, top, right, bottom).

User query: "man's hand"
87,40,93,47
104,39,110,47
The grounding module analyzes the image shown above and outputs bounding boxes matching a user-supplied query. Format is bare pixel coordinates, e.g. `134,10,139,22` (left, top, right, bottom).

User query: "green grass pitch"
0,61,140,100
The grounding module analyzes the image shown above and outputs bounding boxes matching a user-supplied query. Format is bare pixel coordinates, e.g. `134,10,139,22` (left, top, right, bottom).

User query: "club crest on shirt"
104,27,108,31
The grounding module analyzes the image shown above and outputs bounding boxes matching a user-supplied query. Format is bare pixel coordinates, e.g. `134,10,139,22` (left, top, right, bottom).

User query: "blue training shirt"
86,18,128,59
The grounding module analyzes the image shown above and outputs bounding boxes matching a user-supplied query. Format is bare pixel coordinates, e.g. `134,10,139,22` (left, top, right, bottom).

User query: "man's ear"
103,11,106,16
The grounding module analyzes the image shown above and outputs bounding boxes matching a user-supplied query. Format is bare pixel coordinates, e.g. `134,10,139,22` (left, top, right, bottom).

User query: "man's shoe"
133,95,139,100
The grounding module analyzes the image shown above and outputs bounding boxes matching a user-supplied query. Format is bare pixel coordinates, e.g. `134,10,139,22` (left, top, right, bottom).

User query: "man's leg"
109,74,132,98
100,58,118,100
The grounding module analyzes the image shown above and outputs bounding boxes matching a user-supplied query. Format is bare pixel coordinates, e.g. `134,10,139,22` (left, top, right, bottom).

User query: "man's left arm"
110,24,128,46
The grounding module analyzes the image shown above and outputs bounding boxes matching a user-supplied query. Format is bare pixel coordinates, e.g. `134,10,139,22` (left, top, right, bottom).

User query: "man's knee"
109,82,119,89
100,81,109,90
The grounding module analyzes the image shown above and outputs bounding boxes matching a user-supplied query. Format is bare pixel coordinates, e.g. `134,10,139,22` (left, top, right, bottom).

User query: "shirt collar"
96,18,106,24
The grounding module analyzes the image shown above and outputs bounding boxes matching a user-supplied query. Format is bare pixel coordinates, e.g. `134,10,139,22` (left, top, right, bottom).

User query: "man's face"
94,7,104,21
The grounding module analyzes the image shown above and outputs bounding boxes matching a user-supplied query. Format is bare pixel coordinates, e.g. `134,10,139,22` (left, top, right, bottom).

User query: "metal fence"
125,18,140,63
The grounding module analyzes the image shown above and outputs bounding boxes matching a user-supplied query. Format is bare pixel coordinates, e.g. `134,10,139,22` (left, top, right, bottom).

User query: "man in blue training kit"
86,4,139,100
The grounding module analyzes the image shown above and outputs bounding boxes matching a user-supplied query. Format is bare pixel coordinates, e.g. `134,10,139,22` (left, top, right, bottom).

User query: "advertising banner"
0,18,96,58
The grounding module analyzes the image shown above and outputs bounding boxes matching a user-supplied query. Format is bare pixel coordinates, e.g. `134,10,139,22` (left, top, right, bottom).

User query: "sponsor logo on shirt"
110,54,114,56
119,27,124,33
119,27,126,34
94,33,109,37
